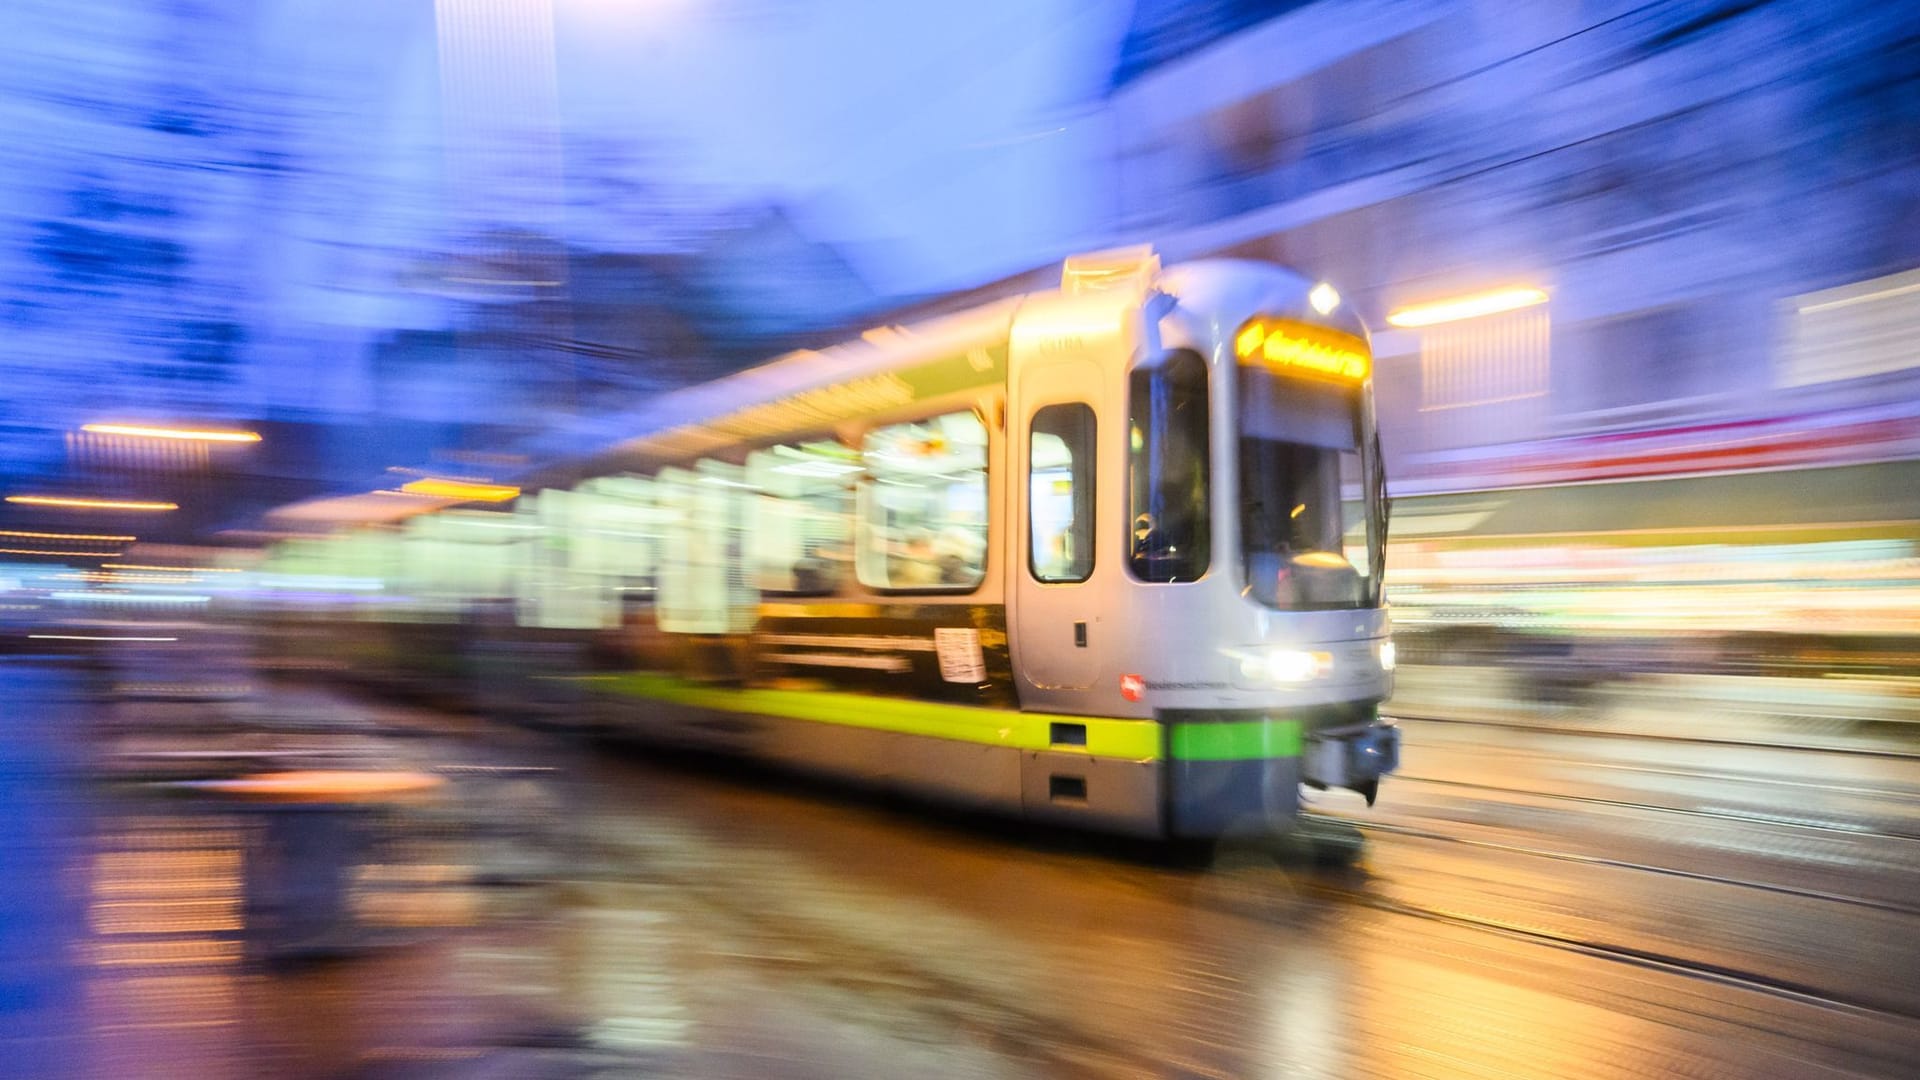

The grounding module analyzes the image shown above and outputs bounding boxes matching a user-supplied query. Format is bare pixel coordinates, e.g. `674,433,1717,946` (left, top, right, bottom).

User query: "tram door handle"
1074,621,1087,647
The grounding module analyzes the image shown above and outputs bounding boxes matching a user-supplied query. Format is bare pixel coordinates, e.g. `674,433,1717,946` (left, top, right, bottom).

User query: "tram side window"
1129,349,1211,582
747,441,858,595
857,410,989,591
572,476,661,618
1029,403,1095,583
654,461,759,634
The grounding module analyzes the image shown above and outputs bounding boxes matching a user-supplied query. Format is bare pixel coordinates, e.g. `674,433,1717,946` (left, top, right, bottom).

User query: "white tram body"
275,246,1401,839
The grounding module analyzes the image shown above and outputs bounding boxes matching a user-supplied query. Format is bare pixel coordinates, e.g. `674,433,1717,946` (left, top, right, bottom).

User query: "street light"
1386,286,1549,328
82,423,261,443
5,495,179,511
399,478,521,502
0,529,137,541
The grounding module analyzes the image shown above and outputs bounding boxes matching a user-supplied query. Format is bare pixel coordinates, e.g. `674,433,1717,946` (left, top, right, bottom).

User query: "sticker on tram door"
934,628,987,683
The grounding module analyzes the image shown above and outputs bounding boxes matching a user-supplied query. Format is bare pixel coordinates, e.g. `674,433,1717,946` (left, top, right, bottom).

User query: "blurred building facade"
0,0,1119,511
0,0,456,510
0,0,827,529
1106,0,1920,492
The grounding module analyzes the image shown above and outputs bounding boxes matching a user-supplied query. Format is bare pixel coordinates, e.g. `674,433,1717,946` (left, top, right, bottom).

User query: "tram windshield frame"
1236,365,1385,611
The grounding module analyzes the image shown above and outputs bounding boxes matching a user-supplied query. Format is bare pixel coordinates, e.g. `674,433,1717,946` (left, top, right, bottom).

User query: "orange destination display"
1233,318,1370,381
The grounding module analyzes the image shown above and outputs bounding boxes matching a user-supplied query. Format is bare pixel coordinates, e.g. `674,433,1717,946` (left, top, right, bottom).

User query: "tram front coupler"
1302,721,1400,806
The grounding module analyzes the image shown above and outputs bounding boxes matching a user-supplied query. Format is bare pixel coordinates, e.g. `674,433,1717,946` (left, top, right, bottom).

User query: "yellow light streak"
0,529,136,542
5,495,178,511
82,423,261,443
107,564,240,573
30,634,179,642
0,548,122,557
1386,286,1548,328
399,479,521,502
67,571,199,584
1293,551,1352,569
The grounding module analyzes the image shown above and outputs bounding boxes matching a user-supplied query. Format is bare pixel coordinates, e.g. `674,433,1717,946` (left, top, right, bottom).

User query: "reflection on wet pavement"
7,654,1920,1078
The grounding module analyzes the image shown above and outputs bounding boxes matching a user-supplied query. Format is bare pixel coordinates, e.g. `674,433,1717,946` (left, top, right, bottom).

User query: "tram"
266,247,1401,839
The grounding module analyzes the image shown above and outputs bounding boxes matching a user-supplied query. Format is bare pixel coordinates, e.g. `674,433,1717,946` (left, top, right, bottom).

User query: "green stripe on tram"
579,674,1306,763
577,673,1164,761
1166,718,1304,761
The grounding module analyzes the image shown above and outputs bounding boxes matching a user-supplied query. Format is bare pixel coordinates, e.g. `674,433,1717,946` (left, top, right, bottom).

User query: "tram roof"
526,292,1026,487
536,255,1333,488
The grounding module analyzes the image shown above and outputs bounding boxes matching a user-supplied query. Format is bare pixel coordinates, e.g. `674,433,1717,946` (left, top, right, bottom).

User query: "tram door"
1012,358,1107,698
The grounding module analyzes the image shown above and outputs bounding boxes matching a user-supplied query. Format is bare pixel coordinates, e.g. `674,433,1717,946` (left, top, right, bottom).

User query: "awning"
1391,461,1920,546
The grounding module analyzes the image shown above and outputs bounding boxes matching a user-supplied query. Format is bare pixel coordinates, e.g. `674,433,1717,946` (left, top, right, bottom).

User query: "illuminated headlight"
1267,649,1332,683
1378,640,1396,671
1232,647,1336,685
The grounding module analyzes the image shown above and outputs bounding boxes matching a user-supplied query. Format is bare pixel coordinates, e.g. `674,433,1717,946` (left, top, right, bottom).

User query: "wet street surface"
7,651,1920,1078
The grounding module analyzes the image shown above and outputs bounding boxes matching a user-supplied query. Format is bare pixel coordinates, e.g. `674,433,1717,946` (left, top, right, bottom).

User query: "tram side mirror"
1369,429,1391,594
1371,430,1391,536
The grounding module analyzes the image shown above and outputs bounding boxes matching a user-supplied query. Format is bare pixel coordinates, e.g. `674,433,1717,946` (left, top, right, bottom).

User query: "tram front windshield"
1238,369,1380,610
